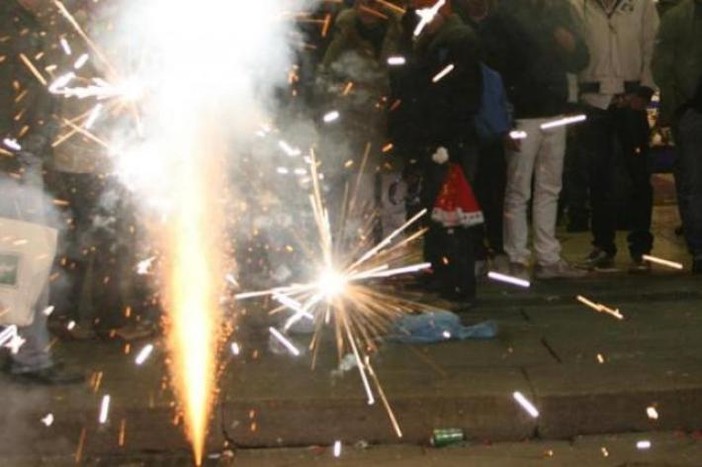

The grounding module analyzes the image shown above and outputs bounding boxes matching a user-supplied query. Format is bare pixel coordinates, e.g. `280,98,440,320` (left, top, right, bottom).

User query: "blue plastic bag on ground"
386,310,497,344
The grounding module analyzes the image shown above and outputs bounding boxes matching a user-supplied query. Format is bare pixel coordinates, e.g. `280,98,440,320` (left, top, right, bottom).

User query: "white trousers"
503,117,566,266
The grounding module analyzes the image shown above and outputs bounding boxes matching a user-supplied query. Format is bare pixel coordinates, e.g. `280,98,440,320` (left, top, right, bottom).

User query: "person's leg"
673,109,702,270
532,121,566,266
442,226,476,301
563,126,590,231
11,284,53,373
618,107,654,261
503,118,540,266
475,140,507,256
583,106,618,258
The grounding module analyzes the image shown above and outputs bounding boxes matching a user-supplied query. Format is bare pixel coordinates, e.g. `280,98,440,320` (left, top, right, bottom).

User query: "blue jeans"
673,109,702,259
0,172,53,372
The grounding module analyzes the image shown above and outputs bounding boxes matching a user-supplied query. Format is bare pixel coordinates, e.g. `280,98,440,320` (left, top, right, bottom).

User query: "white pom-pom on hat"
432,146,449,164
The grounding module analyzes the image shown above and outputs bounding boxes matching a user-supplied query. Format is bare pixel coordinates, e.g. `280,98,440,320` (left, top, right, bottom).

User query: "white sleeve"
640,0,660,91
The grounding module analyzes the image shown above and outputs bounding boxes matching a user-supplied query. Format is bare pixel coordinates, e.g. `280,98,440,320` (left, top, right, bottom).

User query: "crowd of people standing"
311,0,702,308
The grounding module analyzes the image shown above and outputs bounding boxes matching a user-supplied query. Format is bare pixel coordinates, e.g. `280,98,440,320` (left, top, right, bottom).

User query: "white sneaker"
508,262,530,282
535,259,587,279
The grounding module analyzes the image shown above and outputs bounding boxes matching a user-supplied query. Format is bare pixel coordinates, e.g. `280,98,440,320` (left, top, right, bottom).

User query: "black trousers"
579,105,653,258
474,139,506,258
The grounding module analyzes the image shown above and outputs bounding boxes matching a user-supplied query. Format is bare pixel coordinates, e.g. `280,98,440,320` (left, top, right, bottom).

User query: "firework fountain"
76,0,303,463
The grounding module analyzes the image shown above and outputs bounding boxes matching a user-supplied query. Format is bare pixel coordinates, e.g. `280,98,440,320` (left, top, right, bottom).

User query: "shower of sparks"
509,130,528,140
235,152,431,438
414,0,446,37
42,306,55,317
432,64,454,83
135,344,154,365
333,440,342,457
576,295,624,320
487,271,531,288
99,395,111,424
642,254,683,270
230,342,241,356
513,391,540,418
540,114,587,130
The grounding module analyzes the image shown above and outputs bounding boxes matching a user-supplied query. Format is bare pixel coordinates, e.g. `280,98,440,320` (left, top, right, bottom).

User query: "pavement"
1,199,702,465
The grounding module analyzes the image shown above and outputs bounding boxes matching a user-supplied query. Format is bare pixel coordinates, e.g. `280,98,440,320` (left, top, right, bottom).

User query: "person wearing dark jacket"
453,0,528,275
499,0,589,281
409,0,483,305
0,0,83,384
653,0,702,273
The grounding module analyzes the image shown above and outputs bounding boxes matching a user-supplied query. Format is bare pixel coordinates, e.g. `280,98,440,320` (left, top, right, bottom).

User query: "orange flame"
165,131,224,465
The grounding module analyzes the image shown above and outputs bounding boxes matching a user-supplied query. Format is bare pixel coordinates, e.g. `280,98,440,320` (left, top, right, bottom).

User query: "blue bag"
475,63,511,142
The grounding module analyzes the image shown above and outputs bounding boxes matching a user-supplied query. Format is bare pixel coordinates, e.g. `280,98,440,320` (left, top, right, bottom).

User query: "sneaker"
508,262,530,282
11,366,85,385
67,323,97,340
629,257,652,274
535,259,588,279
580,248,615,270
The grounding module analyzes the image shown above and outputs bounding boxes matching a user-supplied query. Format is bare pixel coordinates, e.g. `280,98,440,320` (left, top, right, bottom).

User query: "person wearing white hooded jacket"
570,0,660,273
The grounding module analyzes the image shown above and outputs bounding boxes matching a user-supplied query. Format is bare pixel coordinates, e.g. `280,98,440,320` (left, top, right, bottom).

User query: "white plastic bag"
0,217,57,326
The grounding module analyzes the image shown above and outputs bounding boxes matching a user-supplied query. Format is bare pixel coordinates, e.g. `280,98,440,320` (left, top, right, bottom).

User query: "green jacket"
652,0,702,122
321,8,402,70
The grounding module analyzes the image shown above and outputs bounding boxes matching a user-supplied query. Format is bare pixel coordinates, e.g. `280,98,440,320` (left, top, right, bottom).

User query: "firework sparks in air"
236,148,432,437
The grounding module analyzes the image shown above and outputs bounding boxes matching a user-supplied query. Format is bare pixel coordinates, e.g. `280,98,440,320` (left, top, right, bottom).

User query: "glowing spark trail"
576,295,624,320
269,327,301,357
99,395,111,424
414,0,446,37
135,344,154,365
642,254,683,270
513,391,540,418
540,114,587,130
432,64,455,83
488,271,531,288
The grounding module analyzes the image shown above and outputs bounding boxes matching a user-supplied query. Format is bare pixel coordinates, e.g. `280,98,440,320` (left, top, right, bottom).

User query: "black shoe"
11,366,85,386
628,257,652,274
580,248,615,270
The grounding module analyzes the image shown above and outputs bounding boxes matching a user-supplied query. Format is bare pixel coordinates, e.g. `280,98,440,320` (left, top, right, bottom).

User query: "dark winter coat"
412,14,483,147
497,0,589,119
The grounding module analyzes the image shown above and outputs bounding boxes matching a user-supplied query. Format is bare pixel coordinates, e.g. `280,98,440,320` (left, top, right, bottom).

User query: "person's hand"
503,133,521,152
553,27,576,53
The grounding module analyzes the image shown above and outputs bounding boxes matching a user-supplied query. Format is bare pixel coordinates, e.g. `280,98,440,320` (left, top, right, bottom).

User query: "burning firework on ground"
235,147,433,438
